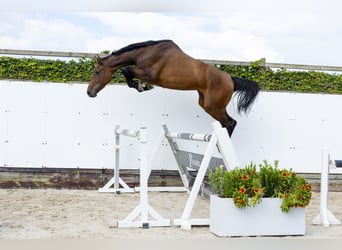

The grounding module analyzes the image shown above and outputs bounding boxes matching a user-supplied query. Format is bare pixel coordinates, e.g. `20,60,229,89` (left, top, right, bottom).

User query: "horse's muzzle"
87,90,97,98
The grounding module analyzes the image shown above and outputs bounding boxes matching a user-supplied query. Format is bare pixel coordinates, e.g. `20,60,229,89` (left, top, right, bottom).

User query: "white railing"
1,48,342,72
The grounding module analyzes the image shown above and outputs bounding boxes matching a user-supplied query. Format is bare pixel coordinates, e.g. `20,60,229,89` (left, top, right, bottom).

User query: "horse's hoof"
143,84,154,91
227,120,237,136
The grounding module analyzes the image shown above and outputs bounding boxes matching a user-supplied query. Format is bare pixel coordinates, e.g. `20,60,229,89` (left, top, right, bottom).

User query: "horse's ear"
95,55,102,63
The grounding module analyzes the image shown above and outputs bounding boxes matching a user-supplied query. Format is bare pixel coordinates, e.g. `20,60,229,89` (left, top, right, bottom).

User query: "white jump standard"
312,148,341,227
98,125,134,194
164,121,240,230
114,126,170,228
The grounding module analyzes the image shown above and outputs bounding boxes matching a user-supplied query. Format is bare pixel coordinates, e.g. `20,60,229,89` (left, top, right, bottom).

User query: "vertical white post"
117,126,170,228
312,148,341,226
320,147,330,227
139,127,149,228
114,125,120,191
98,125,134,193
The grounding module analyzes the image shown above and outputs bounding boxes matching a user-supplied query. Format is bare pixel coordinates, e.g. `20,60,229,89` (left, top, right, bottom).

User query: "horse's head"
87,55,114,97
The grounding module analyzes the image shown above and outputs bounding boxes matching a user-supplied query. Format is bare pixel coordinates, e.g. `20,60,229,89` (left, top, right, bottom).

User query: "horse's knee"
122,67,144,92
122,67,135,86
122,67,132,80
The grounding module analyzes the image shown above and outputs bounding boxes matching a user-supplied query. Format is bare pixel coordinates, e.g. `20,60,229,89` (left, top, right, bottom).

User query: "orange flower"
242,175,249,181
253,188,260,194
239,187,246,194
301,185,307,191
281,171,288,178
291,172,297,177
307,184,312,191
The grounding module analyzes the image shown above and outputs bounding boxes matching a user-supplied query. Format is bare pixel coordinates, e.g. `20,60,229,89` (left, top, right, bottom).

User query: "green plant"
208,161,312,212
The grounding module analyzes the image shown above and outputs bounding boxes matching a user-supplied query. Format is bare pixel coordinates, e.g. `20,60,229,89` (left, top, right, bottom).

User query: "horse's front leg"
121,66,143,92
121,66,153,92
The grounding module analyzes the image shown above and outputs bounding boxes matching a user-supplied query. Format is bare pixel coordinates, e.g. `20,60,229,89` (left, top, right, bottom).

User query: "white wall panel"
0,81,10,166
231,92,341,173
0,80,342,173
5,81,45,167
43,82,78,167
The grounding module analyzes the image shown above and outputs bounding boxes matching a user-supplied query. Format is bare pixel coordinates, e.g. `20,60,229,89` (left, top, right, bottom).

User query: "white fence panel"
231,92,341,173
0,81,10,166
0,80,342,173
43,83,79,168
5,82,45,167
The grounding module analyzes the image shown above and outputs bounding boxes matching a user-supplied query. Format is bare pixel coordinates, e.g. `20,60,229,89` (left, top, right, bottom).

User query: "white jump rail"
111,126,170,228
312,148,341,227
164,121,240,230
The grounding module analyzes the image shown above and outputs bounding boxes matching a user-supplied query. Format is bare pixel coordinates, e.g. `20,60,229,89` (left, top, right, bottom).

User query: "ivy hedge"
1,56,342,94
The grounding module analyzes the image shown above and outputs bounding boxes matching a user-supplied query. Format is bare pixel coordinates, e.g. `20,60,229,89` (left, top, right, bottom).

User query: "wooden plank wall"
0,168,183,189
1,167,342,192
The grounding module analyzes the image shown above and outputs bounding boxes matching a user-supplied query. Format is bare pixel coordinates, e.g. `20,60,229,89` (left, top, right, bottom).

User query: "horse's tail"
231,76,260,114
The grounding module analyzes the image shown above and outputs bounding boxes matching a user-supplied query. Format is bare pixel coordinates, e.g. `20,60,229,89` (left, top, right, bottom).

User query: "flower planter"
210,195,306,237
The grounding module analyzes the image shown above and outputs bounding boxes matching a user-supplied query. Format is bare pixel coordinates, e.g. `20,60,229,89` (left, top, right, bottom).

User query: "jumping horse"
87,40,260,136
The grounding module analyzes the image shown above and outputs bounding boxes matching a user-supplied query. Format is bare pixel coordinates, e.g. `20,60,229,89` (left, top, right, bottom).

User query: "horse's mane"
112,40,173,56
99,40,175,61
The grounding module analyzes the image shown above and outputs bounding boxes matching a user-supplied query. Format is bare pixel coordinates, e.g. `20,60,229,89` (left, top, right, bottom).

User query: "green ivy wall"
1,57,341,94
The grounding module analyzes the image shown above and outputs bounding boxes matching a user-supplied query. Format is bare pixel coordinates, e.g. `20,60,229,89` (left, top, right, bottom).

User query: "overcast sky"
1,0,341,66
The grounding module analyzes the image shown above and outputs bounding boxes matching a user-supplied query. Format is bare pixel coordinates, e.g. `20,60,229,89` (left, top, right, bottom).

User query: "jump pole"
98,125,134,194
116,126,170,228
312,148,341,227
166,121,240,230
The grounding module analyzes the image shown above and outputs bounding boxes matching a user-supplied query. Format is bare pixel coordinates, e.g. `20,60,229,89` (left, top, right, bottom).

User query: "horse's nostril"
87,90,97,98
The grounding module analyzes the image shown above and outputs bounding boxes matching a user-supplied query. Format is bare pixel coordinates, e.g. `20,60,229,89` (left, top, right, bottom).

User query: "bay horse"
87,40,260,136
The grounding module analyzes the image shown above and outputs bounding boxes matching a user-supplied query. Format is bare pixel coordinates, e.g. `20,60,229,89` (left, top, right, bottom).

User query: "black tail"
232,76,260,114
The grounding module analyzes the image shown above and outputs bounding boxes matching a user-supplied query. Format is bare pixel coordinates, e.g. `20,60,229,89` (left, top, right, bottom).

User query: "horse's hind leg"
226,113,237,136
198,91,237,136
210,108,237,136
121,66,153,92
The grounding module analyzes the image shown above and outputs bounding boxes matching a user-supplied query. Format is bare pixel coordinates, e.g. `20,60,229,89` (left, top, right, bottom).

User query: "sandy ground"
0,189,342,239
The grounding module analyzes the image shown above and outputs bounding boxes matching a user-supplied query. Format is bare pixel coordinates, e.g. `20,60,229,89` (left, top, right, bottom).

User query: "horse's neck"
106,52,136,68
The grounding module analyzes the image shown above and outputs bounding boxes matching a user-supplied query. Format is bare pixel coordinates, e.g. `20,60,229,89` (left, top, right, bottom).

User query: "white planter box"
210,195,306,237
